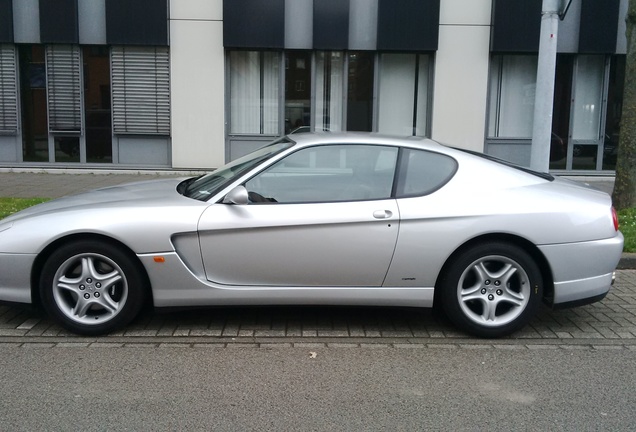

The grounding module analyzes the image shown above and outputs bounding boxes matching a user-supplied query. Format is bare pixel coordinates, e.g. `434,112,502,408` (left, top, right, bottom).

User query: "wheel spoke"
72,298,93,318
482,299,498,322
501,288,525,306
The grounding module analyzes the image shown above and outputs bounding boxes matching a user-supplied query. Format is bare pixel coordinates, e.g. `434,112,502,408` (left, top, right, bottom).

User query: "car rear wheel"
440,242,543,338
40,240,146,335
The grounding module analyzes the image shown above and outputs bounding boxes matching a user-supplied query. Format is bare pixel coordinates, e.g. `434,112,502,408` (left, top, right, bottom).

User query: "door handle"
373,210,393,219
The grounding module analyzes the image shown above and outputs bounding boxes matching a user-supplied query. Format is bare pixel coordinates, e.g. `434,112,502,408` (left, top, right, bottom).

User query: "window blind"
46,45,82,133
111,46,170,135
0,44,18,134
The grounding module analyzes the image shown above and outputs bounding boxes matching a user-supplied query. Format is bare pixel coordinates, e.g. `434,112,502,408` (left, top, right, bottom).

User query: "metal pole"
530,0,560,172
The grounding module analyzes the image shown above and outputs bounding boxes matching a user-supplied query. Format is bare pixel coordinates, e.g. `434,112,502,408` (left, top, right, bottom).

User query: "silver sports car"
0,133,624,337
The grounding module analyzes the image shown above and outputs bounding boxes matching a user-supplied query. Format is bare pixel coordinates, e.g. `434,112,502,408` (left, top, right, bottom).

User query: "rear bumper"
538,233,623,306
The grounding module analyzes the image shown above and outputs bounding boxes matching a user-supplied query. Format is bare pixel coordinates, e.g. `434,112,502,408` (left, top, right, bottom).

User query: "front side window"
182,138,293,201
245,144,398,203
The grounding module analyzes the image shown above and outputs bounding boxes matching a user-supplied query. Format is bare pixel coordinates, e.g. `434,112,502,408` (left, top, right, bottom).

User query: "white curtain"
378,54,430,136
315,51,343,131
572,55,604,141
230,51,280,134
378,54,415,135
262,52,280,135
489,55,538,138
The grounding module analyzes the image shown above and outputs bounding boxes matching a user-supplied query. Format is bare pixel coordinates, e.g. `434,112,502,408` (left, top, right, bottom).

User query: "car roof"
286,132,440,150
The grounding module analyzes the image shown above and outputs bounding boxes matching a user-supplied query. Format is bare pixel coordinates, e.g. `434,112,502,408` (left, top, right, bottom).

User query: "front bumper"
0,253,36,304
538,233,623,305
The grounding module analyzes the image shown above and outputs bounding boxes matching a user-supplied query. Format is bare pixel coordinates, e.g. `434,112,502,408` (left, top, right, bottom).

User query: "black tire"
439,241,543,338
39,240,147,336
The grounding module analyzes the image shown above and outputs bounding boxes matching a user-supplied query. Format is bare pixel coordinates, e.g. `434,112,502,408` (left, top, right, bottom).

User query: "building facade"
0,0,628,172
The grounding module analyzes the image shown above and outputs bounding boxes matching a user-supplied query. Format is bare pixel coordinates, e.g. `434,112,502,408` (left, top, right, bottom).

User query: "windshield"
180,138,294,201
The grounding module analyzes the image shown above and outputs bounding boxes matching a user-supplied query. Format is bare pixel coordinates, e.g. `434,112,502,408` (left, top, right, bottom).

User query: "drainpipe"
530,0,561,172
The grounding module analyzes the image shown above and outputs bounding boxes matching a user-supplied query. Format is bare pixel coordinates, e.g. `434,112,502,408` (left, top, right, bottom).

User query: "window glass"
396,149,457,197
347,51,374,131
183,138,293,201
19,45,48,162
229,51,280,135
315,51,344,131
285,51,311,134
488,55,537,139
111,46,170,135
84,46,112,163
572,55,604,141
245,145,398,203
378,53,430,136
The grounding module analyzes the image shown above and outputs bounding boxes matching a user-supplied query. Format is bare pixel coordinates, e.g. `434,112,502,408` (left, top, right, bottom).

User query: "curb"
618,253,636,270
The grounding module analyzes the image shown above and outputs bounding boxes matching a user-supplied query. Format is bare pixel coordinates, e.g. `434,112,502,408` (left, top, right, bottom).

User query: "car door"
198,144,400,287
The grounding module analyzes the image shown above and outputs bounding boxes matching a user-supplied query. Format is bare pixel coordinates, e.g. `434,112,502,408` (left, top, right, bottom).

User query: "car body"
0,133,624,337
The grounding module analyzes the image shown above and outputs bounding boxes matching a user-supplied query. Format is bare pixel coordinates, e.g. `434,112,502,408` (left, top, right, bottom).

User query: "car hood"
1,178,193,224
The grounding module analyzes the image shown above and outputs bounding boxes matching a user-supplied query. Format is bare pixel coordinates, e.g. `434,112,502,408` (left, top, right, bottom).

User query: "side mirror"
222,185,249,205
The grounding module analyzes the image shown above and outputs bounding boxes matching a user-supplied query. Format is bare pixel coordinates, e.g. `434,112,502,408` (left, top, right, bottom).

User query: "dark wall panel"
377,0,440,51
579,0,620,53
106,0,168,46
39,0,79,43
313,0,349,50
491,0,541,52
223,0,285,48
0,0,12,42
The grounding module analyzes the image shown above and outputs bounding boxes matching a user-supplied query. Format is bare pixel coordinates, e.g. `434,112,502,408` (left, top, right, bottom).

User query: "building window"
84,46,112,163
229,50,280,135
111,46,170,135
488,55,538,139
487,53,615,172
227,50,435,159
19,45,49,162
0,44,18,135
285,51,311,134
378,53,430,136
315,51,344,132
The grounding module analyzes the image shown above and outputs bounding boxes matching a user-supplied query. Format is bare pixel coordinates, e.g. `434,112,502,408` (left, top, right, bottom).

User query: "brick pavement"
1,270,635,348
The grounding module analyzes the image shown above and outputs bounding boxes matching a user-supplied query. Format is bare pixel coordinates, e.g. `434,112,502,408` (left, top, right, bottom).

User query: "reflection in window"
19,45,48,162
285,51,311,134
84,46,112,163
245,145,398,203
229,51,280,135
315,52,344,131
488,55,537,139
572,55,605,141
347,51,374,132
378,54,430,136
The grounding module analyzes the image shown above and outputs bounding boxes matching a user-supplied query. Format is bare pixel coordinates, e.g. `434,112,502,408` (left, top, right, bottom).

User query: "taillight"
612,206,619,231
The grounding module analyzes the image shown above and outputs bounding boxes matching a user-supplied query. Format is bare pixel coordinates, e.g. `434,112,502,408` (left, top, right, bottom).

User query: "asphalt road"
0,344,634,431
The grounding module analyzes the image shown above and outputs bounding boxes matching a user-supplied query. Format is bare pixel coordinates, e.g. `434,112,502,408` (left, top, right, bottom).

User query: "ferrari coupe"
0,133,624,337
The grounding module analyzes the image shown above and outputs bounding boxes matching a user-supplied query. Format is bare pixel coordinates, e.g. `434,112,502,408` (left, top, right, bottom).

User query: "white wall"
170,0,225,169
431,0,492,152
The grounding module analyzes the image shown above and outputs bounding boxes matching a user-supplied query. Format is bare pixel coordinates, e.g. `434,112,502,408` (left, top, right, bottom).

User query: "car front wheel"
40,240,147,335
439,242,543,338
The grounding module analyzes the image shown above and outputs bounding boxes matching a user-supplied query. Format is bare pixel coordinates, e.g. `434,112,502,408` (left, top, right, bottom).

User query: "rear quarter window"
395,149,458,198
